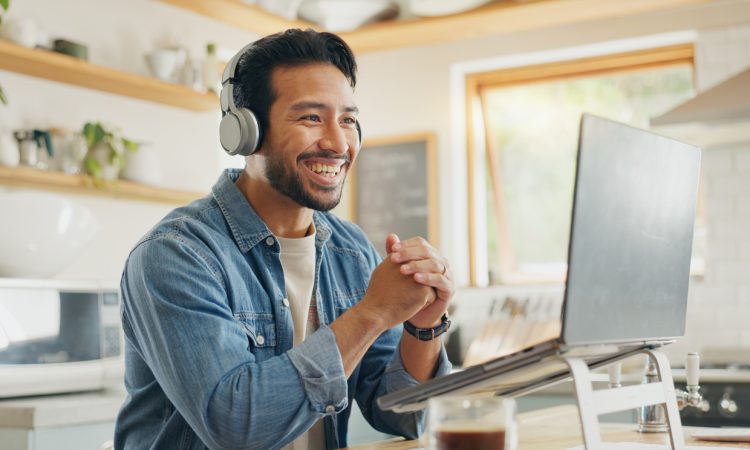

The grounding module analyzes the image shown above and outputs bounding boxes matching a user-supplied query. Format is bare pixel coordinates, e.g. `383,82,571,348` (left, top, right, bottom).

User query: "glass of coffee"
426,395,517,450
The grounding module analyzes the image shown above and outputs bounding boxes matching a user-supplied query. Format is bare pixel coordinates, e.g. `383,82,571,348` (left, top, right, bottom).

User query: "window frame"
465,44,696,286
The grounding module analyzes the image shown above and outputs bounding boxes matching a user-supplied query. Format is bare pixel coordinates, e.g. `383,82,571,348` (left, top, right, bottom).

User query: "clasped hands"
363,233,454,331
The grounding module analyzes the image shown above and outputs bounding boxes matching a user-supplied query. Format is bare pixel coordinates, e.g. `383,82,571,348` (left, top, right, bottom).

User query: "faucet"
637,352,704,433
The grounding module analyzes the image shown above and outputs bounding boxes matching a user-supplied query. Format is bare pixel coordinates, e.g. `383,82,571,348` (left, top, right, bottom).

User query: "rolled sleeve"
287,325,349,415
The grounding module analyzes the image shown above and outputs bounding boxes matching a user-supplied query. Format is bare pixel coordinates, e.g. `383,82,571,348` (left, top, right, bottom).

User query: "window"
467,44,701,285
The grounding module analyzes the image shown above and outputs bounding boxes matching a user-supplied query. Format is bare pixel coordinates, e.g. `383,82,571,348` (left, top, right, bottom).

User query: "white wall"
1,0,749,362
670,24,750,359
0,0,257,281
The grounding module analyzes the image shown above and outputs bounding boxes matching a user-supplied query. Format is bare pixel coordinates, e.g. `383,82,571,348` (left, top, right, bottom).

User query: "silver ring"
441,263,447,275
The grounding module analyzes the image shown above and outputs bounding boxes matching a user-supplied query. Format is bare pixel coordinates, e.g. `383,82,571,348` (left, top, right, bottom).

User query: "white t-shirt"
278,228,325,450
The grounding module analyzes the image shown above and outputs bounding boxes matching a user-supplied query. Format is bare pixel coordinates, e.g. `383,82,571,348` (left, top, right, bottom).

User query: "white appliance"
0,278,124,398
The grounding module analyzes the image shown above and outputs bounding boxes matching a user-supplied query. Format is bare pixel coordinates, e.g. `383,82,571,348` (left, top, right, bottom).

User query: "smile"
305,161,341,178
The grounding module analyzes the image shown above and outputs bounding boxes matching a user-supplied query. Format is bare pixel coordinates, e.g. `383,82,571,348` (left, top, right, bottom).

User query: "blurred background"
1,0,750,448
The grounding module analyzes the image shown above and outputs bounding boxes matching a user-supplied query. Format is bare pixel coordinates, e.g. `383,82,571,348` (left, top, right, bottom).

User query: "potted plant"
82,121,138,182
0,0,10,105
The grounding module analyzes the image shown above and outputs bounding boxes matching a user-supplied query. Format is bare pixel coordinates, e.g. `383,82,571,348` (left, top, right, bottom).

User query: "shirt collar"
211,169,332,252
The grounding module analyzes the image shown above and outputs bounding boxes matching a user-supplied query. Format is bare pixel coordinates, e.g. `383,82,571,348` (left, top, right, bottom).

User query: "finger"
413,272,454,301
400,259,447,275
391,236,430,251
390,244,439,264
385,233,401,255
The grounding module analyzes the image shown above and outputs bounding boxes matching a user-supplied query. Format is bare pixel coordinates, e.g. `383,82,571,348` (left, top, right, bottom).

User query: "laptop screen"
561,114,701,345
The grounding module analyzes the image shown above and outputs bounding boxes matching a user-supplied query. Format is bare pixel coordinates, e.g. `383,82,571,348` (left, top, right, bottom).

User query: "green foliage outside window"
483,65,696,283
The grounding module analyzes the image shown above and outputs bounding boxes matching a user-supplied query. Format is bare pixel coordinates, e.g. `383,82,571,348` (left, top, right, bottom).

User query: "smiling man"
115,29,454,450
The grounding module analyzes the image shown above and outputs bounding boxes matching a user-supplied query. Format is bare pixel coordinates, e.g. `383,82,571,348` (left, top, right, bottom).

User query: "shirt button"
256,335,265,345
282,298,290,307
325,405,335,414
265,237,275,246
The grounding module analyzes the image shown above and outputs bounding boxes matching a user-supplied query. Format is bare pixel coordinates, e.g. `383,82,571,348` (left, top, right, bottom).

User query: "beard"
264,150,348,212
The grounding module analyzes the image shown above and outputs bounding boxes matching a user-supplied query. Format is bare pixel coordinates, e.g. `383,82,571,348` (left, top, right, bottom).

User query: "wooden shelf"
0,165,204,205
0,39,218,111
158,0,710,54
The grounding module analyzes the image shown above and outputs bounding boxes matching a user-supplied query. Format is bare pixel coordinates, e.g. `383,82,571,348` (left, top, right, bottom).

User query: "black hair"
232,28,357,144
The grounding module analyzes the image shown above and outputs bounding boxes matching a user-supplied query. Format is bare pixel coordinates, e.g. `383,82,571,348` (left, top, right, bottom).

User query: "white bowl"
297,0,398,32
145,49,179,82
408,0,494,17
0,191,100,278
121,146,162,187
257,0,301,20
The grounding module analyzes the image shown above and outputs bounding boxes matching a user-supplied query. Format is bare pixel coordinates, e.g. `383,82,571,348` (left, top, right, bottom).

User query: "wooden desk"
346,405,750,449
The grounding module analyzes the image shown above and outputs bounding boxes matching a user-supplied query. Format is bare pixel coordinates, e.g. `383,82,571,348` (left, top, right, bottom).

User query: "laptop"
378,113,702,413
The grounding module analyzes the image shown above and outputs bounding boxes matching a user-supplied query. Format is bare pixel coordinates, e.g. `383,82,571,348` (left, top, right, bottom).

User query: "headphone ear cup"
235,108,261,156
219,108,261,156
220,112,243,156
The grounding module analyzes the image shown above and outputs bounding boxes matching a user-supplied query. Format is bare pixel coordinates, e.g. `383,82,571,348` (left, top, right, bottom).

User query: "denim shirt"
114,169,451,450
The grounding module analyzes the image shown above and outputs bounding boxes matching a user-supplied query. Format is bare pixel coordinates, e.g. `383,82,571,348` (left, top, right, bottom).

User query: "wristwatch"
403,314,451,341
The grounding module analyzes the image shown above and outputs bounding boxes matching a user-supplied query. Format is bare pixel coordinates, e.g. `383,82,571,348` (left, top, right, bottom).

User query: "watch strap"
403,313,451,341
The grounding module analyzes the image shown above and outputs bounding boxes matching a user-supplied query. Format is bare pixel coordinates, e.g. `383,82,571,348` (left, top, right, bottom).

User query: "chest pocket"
234,313,277,359
325,246,370,316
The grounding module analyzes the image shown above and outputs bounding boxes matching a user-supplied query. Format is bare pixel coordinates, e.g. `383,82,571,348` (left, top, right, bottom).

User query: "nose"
319,122,353,155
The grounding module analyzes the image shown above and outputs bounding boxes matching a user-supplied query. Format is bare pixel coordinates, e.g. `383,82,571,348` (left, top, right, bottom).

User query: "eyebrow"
290,101,359,114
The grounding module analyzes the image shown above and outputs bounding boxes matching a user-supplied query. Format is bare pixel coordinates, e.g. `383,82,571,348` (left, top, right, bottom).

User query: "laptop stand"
562,348,684,450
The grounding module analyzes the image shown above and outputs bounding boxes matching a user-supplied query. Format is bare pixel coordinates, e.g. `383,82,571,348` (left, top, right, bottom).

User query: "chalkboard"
351,133,437,257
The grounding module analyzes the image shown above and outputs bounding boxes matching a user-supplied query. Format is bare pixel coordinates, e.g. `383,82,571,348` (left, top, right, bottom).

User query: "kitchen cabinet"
0,388,124,450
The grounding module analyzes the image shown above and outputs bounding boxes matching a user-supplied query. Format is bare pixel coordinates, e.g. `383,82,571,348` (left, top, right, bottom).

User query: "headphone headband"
222,42,256,88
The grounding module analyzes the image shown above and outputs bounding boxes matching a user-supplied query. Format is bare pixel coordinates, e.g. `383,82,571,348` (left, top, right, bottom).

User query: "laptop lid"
377,114,701,412
561,114,701,346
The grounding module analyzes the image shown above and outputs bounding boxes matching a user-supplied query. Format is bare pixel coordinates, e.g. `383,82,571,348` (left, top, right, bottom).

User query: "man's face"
259,63,359,212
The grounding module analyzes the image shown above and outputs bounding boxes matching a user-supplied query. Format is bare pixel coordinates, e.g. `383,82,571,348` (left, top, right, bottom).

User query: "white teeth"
308,162,340,177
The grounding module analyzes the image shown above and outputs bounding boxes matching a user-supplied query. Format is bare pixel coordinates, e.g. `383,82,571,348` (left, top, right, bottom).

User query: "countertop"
4,391,749,449
345,405,750,449
0,388,126,428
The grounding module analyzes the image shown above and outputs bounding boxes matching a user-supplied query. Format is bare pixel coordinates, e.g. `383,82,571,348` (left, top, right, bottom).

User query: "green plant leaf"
85,156,102,179
122,138,139,152
108,144,119,164
83,122,97,148
0,0,9,12
83,122,107,148
94,124,106,144
82,122,137,171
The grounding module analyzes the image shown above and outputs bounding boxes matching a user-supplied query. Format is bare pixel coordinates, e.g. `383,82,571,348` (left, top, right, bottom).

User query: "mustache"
298,151,351,164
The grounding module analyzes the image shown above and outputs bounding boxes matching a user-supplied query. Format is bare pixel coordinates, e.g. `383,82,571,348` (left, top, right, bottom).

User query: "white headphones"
219,43,262,157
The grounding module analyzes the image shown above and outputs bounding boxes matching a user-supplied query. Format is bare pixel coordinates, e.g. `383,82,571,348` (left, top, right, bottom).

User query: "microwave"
0,278,124,398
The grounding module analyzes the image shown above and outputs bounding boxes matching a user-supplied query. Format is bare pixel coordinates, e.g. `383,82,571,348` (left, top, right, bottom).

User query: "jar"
14,130,39,167
49,128,87,175
0,131,20,167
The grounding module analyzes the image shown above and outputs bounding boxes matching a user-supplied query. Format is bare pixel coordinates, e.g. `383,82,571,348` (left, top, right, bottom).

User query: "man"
115,29,453,450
